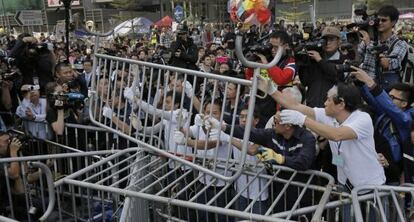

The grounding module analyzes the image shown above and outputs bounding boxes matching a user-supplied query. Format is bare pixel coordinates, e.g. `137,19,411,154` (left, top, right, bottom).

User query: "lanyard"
337,141,343,155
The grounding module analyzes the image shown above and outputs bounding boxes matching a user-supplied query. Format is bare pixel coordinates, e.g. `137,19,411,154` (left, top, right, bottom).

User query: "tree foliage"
278,0,310,22
111,0,139,10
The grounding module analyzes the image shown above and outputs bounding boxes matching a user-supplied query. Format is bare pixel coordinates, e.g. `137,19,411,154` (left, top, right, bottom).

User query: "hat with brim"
322,26,340,38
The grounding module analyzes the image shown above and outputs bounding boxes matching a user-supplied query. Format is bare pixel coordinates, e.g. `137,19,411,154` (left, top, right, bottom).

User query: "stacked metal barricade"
0,27,413,222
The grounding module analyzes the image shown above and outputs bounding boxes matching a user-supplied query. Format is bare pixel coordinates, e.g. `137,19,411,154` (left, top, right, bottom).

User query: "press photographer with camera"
169,24,198,71
351,66,414,183
45,81,86,139
16,85,51,140
358,5,408,89
298,26,347,108
9,33,55,93
244,31,296,127
0,132,24,219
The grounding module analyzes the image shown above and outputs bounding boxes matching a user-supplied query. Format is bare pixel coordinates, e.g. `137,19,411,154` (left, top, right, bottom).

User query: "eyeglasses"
389,94,406,102
379,18,390,23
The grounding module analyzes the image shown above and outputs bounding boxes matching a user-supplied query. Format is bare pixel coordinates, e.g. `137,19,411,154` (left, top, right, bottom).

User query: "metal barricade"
0,149,127,222
67,24,341,222
87,31,283,183
352,184,414,222
54,148,337,222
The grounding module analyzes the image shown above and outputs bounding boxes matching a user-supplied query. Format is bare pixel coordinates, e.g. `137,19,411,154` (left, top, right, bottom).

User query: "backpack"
401,43,414,85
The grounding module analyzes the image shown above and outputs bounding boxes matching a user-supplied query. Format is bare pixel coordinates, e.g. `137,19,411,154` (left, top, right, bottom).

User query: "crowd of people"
0,3,413,221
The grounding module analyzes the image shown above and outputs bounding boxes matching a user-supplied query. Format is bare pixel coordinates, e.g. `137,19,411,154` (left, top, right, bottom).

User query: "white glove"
257,75,278,95
174,109,189,128
280,110,306,127
173,130,186,145
102,106,113,120
123,87,134,102
194,114,204,126
209,128,230,142
204,116,222,130
87,89,94,98
183,81,193,98
130,113,143,131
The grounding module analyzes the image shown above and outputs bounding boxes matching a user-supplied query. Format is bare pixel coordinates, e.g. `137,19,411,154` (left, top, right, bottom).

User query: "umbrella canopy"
113,17,153,36
155,16,173,27
400,12,414,19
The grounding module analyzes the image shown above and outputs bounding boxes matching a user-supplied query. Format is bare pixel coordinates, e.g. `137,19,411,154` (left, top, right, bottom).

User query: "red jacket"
245,56,296,86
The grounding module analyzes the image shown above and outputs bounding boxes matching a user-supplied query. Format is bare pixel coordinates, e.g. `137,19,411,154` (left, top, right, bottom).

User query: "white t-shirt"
163,110,192,170
314,108,385,187
189,125,233,187
233,145,269,201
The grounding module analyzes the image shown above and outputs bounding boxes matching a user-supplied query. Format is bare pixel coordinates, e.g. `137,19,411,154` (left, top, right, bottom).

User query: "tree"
352,0,390,12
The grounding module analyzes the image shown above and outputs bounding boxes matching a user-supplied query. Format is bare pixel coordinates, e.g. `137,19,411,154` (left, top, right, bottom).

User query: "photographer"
16,85,51,140
244,31,296,127
298,26,347,108
358,5,408,88
351,66,414,183
169,24,198,71
0,133,25,219
45,81,87,141
9,34,55,93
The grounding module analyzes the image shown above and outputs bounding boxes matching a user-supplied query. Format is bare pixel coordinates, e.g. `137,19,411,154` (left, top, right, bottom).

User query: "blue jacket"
225,126,316,171
361,84,413,162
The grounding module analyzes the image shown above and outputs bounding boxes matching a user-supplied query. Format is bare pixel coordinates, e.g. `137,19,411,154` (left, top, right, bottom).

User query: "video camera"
48,92,85,110
294,38,327,66
246,43,273,62
346,3,379,43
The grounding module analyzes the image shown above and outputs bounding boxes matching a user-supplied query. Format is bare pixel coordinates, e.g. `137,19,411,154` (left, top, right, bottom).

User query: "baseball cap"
321,26,340,38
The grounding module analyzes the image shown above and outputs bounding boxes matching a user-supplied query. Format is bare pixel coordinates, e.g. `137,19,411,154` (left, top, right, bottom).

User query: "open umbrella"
113,17,153,36
155,16,173,27
400,12,414,19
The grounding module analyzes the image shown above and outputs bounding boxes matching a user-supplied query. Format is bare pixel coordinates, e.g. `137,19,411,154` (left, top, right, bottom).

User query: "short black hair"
390,83,414,107
204,98,222,110
83,59,92,65
200,54,211,62
377,5,400,23
166,90,183,106
55,62,71,75
270,31,291,45
241,106,260,119
335,83,362,112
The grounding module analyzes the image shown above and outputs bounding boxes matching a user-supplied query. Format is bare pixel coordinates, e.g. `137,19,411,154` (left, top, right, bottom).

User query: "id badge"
332,155,344,167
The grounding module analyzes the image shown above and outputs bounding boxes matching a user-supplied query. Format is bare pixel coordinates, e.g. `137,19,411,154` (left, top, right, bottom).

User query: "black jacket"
226,126,316,171
169,37,198,70
9,39,54,92
298,51,346,107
